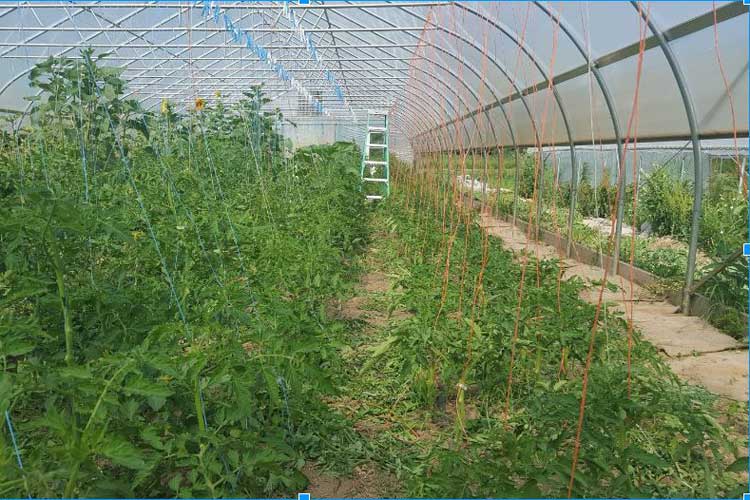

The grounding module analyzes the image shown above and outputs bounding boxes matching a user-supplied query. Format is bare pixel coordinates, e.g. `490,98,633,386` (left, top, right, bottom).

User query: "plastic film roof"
0,1,747,158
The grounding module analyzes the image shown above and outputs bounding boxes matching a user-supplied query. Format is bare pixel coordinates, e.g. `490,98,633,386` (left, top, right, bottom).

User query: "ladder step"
367,143,387,148
366,195,384,200
368,126,387,132
364,160,387,165
363,177,388,183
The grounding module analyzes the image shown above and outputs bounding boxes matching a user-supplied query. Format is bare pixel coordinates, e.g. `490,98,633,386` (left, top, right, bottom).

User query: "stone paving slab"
668,351,748,401
479,211,748,401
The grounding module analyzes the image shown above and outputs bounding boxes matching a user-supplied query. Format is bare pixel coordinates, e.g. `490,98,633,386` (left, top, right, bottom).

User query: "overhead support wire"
204,0,298,109
386,4,533,152
279,1,351,117
628,1,705,316
453,3,575,244
17,2,452,8
120,13,294,104
0,1,745,156
391,4,501,148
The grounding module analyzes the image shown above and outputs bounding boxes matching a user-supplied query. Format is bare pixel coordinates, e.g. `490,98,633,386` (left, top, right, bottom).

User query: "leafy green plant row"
362,166,745,497
472,151,746,334
0,53,368,497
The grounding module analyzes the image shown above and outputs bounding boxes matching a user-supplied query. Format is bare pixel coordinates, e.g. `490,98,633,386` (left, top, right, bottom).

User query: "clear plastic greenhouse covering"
0,1,746,161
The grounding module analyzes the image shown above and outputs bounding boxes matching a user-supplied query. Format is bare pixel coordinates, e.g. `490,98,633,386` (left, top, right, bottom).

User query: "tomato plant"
0,53,367,497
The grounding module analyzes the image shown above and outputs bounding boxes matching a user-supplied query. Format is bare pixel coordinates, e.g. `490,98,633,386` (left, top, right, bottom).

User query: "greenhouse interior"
0,1,748,498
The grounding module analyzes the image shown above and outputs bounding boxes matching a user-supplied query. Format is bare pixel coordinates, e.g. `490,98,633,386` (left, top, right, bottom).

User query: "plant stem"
194,374,206,433
63,362,131,497
63,462,80,498
49,241,74,366
83,361,131,435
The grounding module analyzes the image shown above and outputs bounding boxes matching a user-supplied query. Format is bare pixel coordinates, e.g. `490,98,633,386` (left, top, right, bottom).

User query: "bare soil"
582,216,636,237
360,271,391,293
310,249,414,497
303,463,401,498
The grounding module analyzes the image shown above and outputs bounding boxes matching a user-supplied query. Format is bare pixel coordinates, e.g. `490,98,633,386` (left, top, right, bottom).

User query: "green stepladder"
360,110,389,201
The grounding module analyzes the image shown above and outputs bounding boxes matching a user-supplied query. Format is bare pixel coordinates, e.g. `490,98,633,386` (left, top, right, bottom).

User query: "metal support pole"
611,150,626,274
536,155,544,241
512,148,520,229
630,2,704,315
534,2,623,266
566,154,579,257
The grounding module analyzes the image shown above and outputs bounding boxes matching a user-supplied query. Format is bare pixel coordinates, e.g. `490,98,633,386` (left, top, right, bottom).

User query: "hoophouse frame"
0,0,747,314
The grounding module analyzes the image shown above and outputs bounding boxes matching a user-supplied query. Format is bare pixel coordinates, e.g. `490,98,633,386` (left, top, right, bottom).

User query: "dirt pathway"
302,462,398,499
305,233,411,498
477,212,748,401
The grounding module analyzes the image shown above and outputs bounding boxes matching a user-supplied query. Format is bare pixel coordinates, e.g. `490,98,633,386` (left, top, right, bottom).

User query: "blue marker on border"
743,243,750,257
298,493,311,500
